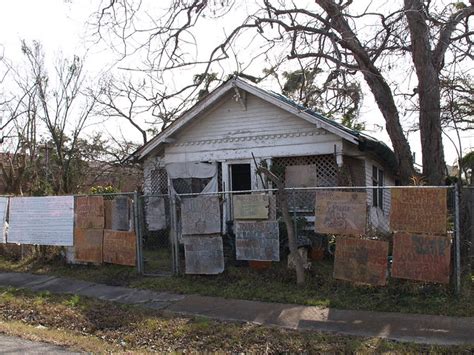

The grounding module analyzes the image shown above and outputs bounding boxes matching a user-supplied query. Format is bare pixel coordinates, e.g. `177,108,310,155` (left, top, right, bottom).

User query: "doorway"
230,163,251,192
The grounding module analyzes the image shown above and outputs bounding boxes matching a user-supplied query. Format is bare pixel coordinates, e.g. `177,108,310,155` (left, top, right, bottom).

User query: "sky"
0,0,472,167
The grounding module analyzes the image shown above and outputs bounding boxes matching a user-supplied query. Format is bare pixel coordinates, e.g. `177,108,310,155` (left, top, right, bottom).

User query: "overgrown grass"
0,255,472,317
0,286,471,353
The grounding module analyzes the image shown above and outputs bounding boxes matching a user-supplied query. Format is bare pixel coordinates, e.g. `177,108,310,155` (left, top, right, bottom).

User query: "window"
372,166,384,209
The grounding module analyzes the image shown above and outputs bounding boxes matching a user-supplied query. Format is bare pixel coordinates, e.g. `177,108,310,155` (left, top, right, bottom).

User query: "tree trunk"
404,0,446,185
315,0,416,184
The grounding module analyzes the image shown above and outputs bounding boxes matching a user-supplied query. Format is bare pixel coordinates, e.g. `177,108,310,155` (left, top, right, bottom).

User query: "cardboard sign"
74,228,103,264
146,197,167,231
285,164,317,188
234,221,280,261
333,237,389,286
183,235,224,274
104,200,113,229
315,191,367,235
111,196,130,231
391,232,451,284
390,188,447,235
75,196,104,229
181,196,220,235
0,197,9,243
233,194,269,220
9,196,74,246
103,230,137,266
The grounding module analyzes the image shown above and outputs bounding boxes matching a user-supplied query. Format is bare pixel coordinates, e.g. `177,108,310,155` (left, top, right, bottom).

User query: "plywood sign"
104,200,113,229
234,221,280,261
146,197,167,231
391,232,451,284
333,237,389,286
111,196,130,231
9,196,74,246
181,196,220,235
74,228,103,264
315,191,367,235
0,197,9,243
390,188,447,235
285,164,317,187
103,230,137,266
183,235,224,274
75,196,104,229
233,194,269,220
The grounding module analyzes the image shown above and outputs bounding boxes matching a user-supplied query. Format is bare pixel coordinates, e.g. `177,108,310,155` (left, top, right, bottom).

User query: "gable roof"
133,77,397,172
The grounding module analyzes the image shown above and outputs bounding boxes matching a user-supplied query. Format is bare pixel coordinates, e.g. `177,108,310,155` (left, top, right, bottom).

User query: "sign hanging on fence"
9,196,74,246
111,196,130,231
285,164,318,188
390,188,447,235
75,196,104,229
233,194,269,220
391,232,451,284
146,197,167,231
234,221,280,261
315,191,367,235
333,237,389,286
181,196,221,235
74,228,103,264
0,197,8,243
183,235,224,274
103,229,137,266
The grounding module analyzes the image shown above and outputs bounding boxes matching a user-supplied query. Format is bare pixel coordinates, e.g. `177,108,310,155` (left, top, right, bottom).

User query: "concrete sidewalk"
0,272,472,346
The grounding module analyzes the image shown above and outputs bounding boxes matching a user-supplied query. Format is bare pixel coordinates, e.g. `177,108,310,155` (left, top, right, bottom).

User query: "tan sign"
315,191,367,235
233,194,269,220
390,188,447,235
74,228,103,264
103,230,137,266
391,232,451,284
181,196,221,235
285,164,317,188
333,237,389,286
75,196,104,229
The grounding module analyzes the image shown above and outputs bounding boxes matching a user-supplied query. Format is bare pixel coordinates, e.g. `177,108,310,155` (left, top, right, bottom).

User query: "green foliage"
90,185,119,195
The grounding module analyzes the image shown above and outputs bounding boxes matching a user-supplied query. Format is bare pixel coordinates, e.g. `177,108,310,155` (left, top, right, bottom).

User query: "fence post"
169,195,179,274
292,190,297,241
133,191,143,275
454,184,461,295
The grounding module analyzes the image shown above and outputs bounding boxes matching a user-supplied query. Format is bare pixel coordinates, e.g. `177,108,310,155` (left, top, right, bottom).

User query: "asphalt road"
0,334,79,354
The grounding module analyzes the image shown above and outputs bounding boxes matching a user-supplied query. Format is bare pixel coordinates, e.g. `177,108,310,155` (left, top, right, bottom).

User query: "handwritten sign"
181,196,220,235
234,221,280,261
103,230,137,266
111,196,130,231
75,196,104,229
0,197,8,243
183,235,224,274
315,191,367,235
9,196,74,246
390,188,447,235
391,232,451,284
146,197,167,231
285,164,317,188
233,194,269,220
333,237,389,286
74,228,103,264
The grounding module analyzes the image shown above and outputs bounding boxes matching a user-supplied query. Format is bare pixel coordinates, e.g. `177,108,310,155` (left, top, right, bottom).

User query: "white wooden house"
133,77,397,233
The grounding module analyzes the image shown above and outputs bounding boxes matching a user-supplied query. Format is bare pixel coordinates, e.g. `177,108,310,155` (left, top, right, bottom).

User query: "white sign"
0,197,8,243
9,196,74,246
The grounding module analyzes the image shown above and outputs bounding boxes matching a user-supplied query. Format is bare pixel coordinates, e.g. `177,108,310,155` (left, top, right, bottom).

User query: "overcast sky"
0,0,472,166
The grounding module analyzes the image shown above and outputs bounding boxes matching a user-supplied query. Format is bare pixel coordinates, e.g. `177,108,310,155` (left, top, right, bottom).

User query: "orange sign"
75,196,104,229
103,230,137,266
390,188,447,235
333,237,389,286
74,228,103,264
391,232,451,284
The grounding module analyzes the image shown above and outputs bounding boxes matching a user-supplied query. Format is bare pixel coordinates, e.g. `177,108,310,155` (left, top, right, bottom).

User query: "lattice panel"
273,155,338,187
150,168,168,195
